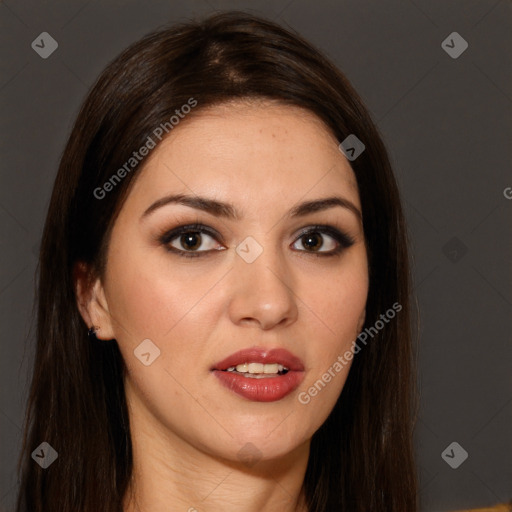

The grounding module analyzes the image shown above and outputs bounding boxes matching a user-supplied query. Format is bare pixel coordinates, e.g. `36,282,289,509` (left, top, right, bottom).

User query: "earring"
87,326,99,338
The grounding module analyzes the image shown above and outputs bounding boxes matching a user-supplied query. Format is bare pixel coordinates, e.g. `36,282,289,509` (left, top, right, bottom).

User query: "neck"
122,385,310,512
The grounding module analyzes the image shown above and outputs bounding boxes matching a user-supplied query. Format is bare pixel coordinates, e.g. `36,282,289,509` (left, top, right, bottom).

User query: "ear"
73,261,115,340
356,308,366,333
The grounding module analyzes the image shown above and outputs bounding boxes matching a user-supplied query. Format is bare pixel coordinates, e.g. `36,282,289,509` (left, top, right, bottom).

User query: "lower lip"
212,370,305,402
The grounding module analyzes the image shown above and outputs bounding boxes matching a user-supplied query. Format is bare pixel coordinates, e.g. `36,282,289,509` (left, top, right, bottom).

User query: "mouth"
210,347,305,402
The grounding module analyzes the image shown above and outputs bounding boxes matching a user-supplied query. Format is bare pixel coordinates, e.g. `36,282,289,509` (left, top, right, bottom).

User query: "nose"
227,242,299,330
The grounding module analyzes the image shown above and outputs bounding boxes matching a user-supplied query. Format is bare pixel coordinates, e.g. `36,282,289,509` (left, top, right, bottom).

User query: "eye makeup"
156,220,356,259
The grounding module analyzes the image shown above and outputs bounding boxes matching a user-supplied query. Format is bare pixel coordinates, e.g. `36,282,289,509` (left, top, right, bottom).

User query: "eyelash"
158,223,355,259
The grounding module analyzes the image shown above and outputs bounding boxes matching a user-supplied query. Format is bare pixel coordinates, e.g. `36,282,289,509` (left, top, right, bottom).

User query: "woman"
17,11,417,512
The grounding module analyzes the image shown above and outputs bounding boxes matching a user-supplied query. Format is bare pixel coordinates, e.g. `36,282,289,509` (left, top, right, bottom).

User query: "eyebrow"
141,193,362,222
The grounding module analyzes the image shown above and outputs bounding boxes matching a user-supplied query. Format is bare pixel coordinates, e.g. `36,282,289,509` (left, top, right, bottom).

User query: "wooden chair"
454,504,512,512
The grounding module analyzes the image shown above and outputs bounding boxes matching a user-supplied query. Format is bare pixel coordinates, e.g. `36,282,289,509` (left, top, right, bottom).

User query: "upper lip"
211,347,305,371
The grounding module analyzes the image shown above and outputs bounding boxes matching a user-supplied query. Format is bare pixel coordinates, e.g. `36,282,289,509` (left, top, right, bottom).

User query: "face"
78,100,368,464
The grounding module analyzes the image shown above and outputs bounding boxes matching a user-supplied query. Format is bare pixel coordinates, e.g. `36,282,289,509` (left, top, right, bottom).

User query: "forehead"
127,100,361,215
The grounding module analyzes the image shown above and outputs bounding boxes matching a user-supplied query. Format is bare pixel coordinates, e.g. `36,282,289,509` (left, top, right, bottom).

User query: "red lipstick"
211,347,305,402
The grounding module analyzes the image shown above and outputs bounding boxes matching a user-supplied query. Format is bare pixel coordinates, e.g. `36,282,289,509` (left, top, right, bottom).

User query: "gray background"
1,1,511,511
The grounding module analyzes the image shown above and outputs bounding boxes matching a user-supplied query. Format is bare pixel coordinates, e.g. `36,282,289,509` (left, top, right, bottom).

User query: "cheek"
105,255,214,426
104,248,221,399
105,247,212,342
310,260,368,345
301,257,368,398
294,277,367,430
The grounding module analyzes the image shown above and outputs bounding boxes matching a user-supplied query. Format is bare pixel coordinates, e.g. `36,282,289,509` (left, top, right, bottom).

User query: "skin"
75,100,369,512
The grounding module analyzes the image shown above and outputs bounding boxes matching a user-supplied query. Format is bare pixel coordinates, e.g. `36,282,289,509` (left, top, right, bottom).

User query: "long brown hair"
17,11,418,511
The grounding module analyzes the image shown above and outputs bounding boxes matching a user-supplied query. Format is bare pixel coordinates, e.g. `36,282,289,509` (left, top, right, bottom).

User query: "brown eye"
300,232,324,252
158,223,224,258
179,232,202,251
168,230,219,253
293,231,338,253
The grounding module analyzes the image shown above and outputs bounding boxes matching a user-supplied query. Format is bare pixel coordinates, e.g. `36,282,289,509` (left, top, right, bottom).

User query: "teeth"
247,363,264,373
225,362,288,374
263,364,279,374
